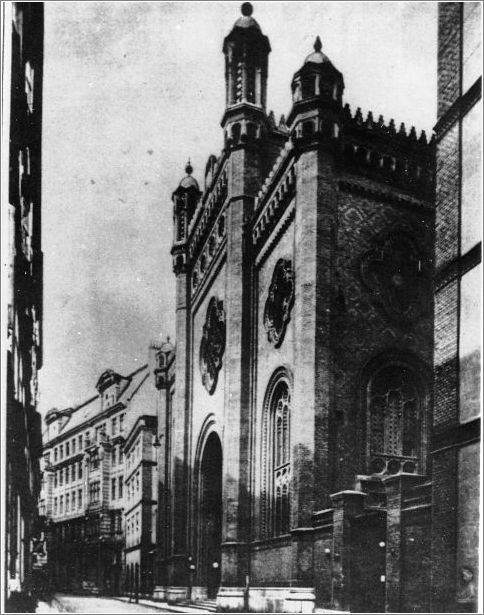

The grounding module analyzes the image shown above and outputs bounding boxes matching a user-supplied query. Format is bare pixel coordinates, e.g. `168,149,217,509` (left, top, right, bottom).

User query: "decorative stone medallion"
361,233,429,325
199,297,226,395
263,259,295,348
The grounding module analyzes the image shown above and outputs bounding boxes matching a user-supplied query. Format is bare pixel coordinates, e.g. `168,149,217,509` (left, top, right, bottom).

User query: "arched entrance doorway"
198,432,222,599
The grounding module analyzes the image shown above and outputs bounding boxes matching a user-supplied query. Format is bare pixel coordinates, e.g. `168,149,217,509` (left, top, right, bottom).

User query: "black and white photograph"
1,2,482,613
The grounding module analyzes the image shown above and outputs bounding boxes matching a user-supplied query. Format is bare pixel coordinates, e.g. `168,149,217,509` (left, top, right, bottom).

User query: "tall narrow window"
262,373,291,538
367,364,422,475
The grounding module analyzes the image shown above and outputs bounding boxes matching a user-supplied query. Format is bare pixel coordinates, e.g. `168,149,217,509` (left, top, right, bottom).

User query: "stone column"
330,490,367,611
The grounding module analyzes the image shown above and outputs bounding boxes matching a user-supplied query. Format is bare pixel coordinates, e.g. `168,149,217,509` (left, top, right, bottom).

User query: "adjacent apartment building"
4,3,44,609
39,341,173,596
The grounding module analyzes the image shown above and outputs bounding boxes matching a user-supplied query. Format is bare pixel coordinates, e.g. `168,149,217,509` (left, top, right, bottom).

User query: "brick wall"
438,3,462,119
434,281,459,430
401,510,432,613
435,126,460,269
431,449,458,611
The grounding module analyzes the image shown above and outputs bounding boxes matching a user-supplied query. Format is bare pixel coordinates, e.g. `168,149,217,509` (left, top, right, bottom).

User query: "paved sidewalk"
115,596,213,613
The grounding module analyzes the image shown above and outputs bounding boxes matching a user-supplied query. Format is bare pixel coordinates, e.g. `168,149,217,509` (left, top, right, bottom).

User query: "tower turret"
223,2,270,111
171,160,201,274
287,37,345,141
221,3,271,147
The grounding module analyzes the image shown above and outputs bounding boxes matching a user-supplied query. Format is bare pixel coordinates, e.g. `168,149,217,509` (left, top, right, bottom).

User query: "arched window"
367,364,422,475
262,373,291,538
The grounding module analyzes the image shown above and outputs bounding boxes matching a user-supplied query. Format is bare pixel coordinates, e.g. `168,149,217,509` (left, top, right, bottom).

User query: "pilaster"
221,144,262,588
290,144,337,593
171,269,190,584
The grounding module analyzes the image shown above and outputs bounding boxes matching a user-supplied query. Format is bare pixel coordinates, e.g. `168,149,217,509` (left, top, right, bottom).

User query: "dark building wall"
432,3,481,612
332,188,434,492
5,2,44,605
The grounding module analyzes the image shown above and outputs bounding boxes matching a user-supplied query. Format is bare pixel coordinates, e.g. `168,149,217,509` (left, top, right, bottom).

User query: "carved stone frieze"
263,259,295,348
199,297,226,394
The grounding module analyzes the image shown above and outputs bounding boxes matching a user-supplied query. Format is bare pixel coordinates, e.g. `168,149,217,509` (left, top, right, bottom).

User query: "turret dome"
304,36,331,65
178,160,199,190
233,3,261,30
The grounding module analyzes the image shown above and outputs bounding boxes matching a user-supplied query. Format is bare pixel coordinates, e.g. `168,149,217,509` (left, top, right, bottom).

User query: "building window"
111,478,116,500
112,445,117,466
112,416,117,435
262,372,291,538
118,475,123,498
54,472,58,488
89,481,100,504
367,363,423,475
54,497,58,514
60,495,64,514
72,438,76,454
78,460,83,479
72,491,76,510
119,414,125,433
60,445,64,460
78,435,83,450
54,448,58,463
59,468,63,486
25,61,35,113
66,442,70,456
66,494,70,513
78,489,83,508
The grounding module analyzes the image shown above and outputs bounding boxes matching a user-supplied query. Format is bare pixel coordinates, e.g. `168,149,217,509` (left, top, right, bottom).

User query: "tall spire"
314,36,322,53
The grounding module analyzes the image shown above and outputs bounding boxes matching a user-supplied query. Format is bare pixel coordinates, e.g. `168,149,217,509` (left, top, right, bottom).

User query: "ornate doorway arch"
197,431,223,599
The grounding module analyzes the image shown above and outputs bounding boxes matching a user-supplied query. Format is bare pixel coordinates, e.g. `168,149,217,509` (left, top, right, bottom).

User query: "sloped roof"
44,364,150,444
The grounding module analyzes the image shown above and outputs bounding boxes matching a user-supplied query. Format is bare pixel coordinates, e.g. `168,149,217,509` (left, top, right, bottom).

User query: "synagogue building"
164,3,435,612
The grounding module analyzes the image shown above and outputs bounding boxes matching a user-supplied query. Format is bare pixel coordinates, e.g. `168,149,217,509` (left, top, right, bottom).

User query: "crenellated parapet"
337,105,434,200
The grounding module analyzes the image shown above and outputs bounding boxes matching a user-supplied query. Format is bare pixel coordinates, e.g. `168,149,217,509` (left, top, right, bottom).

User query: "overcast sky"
38,1,437,414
